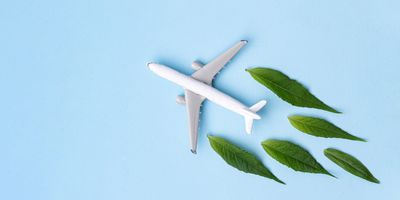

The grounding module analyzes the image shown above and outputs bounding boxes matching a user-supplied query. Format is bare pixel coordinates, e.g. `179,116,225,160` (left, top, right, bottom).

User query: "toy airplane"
147,40,267,154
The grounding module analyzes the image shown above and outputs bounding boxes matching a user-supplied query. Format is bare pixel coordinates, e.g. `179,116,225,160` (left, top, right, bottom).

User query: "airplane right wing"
191,40,247,85
184,90,205,154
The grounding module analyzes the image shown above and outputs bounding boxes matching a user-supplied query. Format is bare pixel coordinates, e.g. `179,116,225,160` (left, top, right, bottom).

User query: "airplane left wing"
184,90,205,154
191,40,247,85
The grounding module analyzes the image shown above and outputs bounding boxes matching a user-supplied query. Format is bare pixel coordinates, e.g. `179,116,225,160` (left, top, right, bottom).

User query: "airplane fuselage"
149,63,260,119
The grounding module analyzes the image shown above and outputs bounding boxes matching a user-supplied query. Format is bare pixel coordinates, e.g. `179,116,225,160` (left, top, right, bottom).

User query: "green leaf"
288,115,366,141
207,135,285,184
324,148,380,184
246,67,340,113
261,139,333,177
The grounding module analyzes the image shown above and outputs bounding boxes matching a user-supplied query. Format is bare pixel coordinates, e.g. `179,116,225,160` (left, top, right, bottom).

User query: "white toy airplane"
148,40,267,154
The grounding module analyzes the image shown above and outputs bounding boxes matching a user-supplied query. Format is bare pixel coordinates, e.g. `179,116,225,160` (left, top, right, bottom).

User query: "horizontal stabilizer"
191,61,204,70
249,100,267,113
244,100,267,134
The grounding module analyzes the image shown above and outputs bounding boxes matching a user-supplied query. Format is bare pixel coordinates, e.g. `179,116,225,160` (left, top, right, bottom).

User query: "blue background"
1,0,399,199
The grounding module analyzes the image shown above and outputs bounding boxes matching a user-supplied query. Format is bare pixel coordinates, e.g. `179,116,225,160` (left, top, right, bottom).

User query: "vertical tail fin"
244,100,267,134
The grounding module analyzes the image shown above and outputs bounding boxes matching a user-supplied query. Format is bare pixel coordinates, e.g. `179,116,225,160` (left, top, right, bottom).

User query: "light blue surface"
1,0,399,199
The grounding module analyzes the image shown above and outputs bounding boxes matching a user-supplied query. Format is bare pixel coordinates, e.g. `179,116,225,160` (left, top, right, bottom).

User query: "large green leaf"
246,67,340,113
288,115,365,141
324,148,380,184
208,135,284,184
261,139,333,177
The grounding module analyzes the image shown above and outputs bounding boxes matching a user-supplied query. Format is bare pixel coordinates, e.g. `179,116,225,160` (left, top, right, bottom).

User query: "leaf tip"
327,172,337,178
357,137,367,142
260,140,269,148
329,108,342,114
276,179,286,185
245,68,252,72
287,115,297,121
323,148,334,157
370,177,380,184
207,134,216,141
321,163,336,178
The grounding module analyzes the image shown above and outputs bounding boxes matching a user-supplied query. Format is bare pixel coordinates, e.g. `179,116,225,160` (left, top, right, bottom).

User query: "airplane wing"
184,90,205,154
191,40,248,85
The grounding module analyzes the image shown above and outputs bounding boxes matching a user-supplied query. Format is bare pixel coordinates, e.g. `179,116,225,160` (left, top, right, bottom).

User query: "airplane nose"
191,149,197,154
146,62,154,68
147,62,164,73
147,62,159,71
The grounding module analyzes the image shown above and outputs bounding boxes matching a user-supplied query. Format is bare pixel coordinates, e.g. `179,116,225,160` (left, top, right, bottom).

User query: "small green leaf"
261,139,333,177
208,135,284,184
324,148,380,184
288,115,366,141
246,67,340,113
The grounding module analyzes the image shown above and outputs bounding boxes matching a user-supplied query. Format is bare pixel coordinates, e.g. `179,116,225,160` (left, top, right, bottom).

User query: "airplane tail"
244,100,267,134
